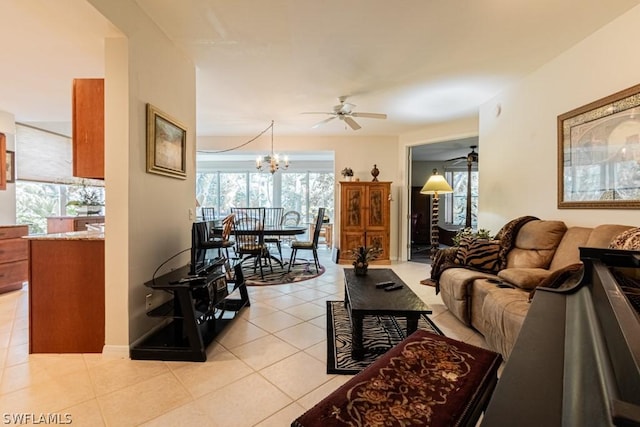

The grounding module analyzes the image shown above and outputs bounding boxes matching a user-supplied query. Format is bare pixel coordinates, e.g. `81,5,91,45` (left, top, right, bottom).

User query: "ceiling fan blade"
312,116,336,128
351,112,387,119
445,156,466,162
343,116,361,131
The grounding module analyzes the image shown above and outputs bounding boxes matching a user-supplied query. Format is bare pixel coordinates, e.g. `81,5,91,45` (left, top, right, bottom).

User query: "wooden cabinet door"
339,181,391,263
72,78,104,179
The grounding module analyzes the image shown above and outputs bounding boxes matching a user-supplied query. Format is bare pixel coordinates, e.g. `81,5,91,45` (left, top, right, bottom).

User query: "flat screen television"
189,220,217,276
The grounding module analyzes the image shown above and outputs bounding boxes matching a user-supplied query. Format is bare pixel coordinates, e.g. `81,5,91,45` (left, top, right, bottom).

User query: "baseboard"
102,344,130,359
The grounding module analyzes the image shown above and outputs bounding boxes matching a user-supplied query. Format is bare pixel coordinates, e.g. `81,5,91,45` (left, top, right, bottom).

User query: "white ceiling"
1,0,639,146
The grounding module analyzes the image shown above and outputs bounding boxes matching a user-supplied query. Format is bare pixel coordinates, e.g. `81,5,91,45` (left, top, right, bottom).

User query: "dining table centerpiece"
350,245,383,276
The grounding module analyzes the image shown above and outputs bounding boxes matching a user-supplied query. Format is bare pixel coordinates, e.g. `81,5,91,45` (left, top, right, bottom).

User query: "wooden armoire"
338,181,391,264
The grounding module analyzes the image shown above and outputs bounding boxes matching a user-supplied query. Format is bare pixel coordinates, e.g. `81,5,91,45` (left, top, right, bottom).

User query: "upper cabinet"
72,79,104,179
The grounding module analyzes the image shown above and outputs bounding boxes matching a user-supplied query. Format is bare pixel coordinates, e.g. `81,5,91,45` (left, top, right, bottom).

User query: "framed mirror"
558,83,640,209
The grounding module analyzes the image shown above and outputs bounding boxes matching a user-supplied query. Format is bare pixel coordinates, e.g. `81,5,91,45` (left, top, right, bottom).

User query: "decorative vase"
354,263,368,276
371,164,380,181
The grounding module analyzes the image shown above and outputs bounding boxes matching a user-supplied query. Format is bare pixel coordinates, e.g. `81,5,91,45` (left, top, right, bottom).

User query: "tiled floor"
0,247,488,426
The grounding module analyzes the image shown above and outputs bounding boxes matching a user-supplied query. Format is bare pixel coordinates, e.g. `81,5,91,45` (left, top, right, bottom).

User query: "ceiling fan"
303,96,387,130
446,146,479,229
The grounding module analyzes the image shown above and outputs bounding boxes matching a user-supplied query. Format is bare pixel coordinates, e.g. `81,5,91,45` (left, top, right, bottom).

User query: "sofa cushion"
609,227,640,250
454,237,501,272
497,268,552,290
481,289,530,359
548,227,592,271
506,220,567,269
586,224,636,248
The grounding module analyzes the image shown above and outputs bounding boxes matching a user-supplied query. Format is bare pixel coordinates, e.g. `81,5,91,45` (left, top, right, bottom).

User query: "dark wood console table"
130,262,250,362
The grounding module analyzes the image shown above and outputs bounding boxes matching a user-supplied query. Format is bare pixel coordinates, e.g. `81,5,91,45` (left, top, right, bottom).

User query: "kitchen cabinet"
27,234,104,353
72,78,104,179
47,216,105,234
0,225,29,294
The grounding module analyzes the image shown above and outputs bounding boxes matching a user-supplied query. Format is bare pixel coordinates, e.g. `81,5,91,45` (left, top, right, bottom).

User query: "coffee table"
344,268,432,359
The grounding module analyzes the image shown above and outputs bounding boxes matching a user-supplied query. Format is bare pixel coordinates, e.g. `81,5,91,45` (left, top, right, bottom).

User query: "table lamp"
420,169,454,259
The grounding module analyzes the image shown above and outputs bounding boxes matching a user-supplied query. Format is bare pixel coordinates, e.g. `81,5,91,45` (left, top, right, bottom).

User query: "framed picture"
6,150,15,183
0,133,5,190
558,83,640,209
146,103,187,179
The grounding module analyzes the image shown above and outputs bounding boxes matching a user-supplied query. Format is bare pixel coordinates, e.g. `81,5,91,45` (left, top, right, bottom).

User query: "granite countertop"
24,230,105,241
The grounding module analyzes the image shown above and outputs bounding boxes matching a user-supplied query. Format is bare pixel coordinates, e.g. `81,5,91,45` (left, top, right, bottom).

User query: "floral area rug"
326,300,443,375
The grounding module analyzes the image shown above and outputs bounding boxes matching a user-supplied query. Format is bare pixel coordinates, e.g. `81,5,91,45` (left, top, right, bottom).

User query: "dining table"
211,223,307,268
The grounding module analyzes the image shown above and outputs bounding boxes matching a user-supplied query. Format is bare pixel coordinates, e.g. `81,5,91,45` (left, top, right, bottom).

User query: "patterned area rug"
242,259,325,286
326,300,443,375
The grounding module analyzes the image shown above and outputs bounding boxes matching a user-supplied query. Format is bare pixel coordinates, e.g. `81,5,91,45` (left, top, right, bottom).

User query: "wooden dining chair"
264,207,284,262
231,207,272,278
288,207,325,273
207,213,235,260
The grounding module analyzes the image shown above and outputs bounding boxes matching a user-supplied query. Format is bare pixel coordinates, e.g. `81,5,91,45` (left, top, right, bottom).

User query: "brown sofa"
438,220,634,359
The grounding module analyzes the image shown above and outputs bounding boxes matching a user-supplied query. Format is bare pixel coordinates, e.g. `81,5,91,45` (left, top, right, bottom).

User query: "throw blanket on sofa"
428,215,539,293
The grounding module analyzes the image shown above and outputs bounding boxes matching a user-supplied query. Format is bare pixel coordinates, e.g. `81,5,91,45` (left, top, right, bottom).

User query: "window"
13,124,104,234
16,181,105,234
196,171,334,222
444,169,478,228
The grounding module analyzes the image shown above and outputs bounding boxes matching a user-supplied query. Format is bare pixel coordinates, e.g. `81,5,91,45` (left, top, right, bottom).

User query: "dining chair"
201,207,216,221
231,207,272,278
264,207,284,262
280,210,302,246
207,213,235,261
288,207,325,273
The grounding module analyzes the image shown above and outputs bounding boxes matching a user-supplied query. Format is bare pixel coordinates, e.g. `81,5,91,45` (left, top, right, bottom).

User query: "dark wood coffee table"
344,268,432,359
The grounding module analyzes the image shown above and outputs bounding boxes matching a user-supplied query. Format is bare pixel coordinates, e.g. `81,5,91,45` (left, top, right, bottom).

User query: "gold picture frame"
558,84,640,209
0,133,5,190
6,150,15,183
146,103,187,179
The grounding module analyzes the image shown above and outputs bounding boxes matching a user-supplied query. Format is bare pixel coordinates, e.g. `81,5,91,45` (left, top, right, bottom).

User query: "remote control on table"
384,284,404,291
376,281,395,289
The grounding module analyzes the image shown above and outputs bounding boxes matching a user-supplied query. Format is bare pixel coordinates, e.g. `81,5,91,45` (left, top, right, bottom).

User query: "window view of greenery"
444,170,478,228
196,171,335,223
16,181,105,234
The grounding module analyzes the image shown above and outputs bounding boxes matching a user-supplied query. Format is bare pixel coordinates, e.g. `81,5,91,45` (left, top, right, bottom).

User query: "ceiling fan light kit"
303,96,387,130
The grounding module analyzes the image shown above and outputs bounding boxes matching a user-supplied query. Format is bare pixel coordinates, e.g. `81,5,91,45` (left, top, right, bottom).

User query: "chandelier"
256,120,289,174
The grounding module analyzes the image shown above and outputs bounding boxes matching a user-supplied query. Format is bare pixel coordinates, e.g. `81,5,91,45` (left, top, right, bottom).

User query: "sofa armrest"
498,268,552,290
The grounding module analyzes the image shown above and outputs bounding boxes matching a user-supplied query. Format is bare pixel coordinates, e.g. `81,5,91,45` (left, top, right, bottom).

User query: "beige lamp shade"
420,169,453,195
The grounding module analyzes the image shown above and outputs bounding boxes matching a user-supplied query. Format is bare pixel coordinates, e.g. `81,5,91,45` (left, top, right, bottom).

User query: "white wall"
89,0,196,350
0,111,16,225
198,135,402,259
479,4,640,233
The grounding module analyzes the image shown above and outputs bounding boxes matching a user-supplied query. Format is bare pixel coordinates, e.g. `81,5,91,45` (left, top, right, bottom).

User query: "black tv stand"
130,263,250,362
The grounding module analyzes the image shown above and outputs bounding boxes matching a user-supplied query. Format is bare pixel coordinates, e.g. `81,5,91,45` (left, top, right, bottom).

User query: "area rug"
242,259,325,286
326,300,443,375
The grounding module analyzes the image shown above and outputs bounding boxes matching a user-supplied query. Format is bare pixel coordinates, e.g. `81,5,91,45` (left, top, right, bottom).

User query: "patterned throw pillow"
454,237,501,273
609,227,640,250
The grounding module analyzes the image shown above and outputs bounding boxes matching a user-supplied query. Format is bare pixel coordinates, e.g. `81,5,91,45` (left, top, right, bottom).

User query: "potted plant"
350,245,383,276
341,167,354,181
66,181,104,216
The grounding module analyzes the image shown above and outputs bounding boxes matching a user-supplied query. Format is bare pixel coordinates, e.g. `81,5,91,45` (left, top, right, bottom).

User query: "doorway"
408,137,479,263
